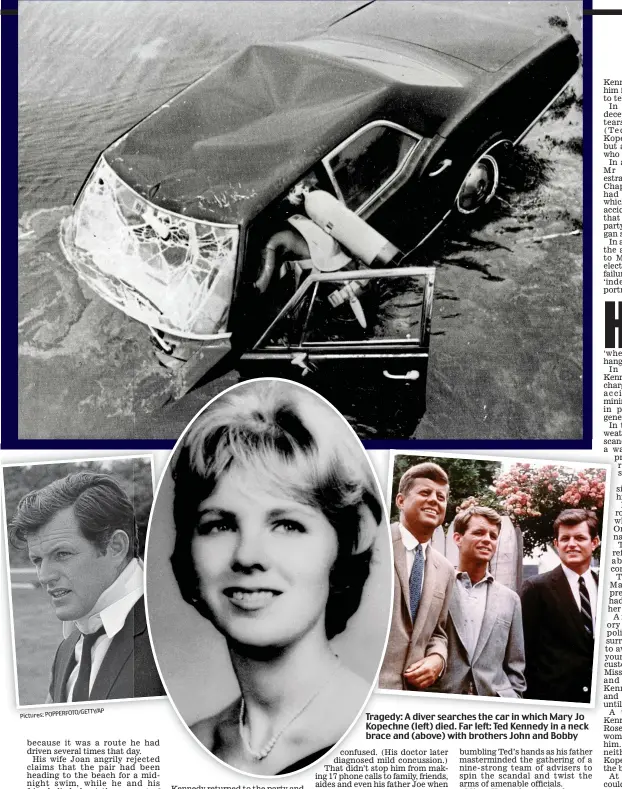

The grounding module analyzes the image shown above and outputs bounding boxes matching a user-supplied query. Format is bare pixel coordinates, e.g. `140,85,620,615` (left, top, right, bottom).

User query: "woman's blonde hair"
170,380,384,638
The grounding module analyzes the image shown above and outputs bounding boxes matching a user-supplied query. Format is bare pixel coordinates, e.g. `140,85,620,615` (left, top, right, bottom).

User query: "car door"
237,265,435,435
318,119,459,255
320,120,436,247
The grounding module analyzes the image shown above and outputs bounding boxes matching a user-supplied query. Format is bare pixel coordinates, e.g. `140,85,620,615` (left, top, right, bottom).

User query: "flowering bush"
494,464,568,519
492,463,606,553
559,468,607,510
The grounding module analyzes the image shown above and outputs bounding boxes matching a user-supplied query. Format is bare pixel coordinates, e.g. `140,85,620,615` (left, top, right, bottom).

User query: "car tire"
455,137,513,215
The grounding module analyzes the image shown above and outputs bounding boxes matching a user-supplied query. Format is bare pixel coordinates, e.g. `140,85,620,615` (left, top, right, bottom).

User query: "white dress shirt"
64,558,144,701
398,523,430,590
455,570,494,659
560,563,598,631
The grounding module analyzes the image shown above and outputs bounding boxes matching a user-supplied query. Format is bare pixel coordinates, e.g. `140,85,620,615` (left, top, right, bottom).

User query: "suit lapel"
448,585,470,656
392,523,411,620
89,598,144,700
472,581,499,663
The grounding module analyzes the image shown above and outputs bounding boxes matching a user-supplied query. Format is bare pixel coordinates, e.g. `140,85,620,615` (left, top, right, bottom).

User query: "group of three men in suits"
11,472,164,703
379,462,600,703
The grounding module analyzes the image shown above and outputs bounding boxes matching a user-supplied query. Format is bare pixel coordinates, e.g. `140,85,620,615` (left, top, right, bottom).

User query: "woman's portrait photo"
145,379,392,776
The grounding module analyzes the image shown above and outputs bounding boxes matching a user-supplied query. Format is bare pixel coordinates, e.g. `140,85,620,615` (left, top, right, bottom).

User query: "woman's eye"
273,519,306,534
56,551,70,559
196,520,235,536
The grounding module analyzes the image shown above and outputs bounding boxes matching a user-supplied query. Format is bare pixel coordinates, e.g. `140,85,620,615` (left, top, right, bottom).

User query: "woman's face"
191,465,339,649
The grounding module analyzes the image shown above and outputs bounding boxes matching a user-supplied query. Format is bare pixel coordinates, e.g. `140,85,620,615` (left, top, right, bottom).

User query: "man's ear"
452,531,462,547
395,493,404,510
107,529,130,562
592,535,601,551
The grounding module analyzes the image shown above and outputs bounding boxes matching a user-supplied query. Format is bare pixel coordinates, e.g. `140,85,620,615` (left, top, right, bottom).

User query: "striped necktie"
578,576,593,638
71,625,106,702
409,544,424,622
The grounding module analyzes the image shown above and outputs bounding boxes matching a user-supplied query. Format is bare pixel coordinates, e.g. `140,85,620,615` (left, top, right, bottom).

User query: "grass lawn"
11,587,63,706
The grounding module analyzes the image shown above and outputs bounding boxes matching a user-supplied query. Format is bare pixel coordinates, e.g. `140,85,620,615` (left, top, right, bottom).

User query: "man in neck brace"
11,472,164,703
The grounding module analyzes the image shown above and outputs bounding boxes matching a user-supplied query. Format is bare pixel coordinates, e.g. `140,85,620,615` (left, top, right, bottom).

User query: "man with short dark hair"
520,509,600,702
433,504,525,697
11,472,164,703
379,462,455,690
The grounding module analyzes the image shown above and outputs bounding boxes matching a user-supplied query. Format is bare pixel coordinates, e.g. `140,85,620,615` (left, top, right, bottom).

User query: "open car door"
237,265,435,437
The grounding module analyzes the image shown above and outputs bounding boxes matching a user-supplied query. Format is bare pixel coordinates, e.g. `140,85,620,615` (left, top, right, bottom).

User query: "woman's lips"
223,588,282,611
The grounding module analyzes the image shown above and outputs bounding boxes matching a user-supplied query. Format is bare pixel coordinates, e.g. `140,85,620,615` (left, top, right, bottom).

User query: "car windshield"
59,158,239,339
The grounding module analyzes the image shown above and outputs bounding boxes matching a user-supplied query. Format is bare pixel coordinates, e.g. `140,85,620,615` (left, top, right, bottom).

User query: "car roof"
105,41,467,224
104,3,568,225
292,38,468,87
327,0,546,73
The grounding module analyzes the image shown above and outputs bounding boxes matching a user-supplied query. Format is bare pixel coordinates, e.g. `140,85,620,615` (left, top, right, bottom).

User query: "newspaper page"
2,0,618,788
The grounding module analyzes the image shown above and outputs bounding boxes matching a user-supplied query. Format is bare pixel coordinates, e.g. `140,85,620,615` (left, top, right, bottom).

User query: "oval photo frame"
145,378,392,777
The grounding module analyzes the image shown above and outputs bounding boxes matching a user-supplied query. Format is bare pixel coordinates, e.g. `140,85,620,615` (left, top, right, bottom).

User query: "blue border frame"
2,0,19,447
2,0,593,451
582,0,594,453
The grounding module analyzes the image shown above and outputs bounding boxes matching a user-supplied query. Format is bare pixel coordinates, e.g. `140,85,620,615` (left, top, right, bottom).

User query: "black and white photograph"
379,452,609,705
2,456,164,706
17,0,583,441
144,379,392,776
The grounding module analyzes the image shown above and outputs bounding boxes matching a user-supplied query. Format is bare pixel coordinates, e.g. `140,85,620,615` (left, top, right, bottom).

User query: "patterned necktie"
409,544,424,622
578,576,593,638
71,626,106,702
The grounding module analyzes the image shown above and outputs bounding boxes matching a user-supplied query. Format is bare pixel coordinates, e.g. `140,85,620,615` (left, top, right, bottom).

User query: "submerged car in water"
59,1,580,427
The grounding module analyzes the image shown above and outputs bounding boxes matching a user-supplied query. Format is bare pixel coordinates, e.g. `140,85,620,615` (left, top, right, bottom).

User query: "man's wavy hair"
10,472,137,557
553,509,600,539
397,462,449,498
453,501,502,536
170,380,385,640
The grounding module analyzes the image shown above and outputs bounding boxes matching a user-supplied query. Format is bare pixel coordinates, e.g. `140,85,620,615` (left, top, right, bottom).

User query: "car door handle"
291,352,316,376
383,369,420,381
429,159,452,177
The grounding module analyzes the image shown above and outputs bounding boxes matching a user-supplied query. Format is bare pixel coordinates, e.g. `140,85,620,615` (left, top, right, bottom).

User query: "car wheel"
455,138,512,215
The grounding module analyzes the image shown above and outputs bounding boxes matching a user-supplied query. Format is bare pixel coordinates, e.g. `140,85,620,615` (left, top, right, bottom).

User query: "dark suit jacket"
49,597,164,702
520,565,597,703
